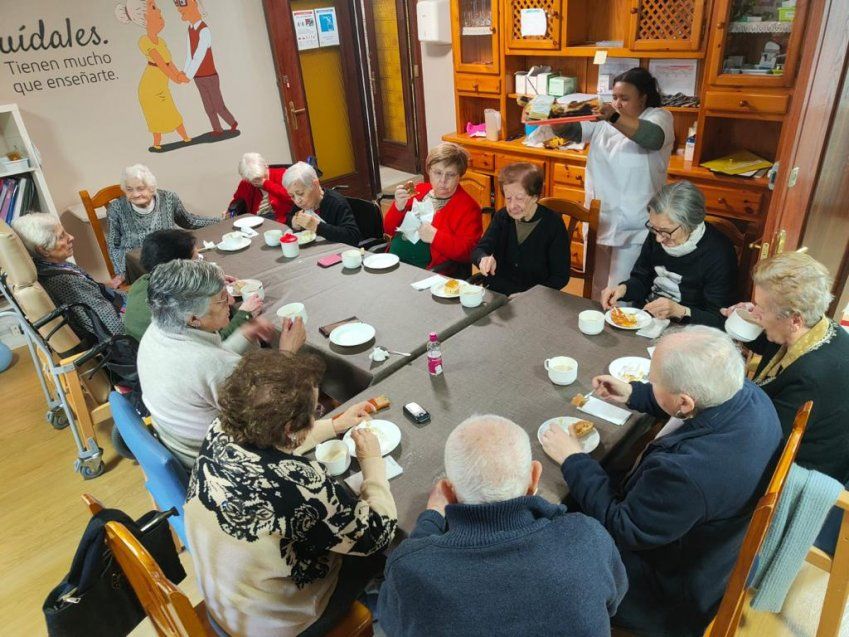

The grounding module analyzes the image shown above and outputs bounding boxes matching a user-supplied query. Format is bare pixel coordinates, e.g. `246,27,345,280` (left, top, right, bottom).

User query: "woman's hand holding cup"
592,375,633,404
279,316,306,353
720,302,755,318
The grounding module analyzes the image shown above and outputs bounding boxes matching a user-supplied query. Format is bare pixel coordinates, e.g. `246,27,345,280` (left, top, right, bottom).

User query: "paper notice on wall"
293,10,319,50
648,59,699,97
596,58,640,98
520,8,547,36
314,7,340,47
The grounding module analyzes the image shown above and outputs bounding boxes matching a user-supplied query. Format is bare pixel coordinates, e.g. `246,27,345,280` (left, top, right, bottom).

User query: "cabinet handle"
718,197,727,204
550,10,560,18
473,82,479,91
491,26,497,34
739,100,750,107
630,7,639,14
717,21,726,29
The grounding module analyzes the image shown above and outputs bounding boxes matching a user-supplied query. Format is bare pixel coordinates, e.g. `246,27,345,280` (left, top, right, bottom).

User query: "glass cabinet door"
452,0,500,74
709,0,808,87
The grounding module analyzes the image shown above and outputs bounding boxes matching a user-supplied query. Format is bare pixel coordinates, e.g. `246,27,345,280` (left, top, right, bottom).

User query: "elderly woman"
384,142,482,274
228,152,295,222
472,163,569,295
186,349,396,637
137,259,305,467
601,180,738,327
123,228,261,342
106,164,219,287
282,161,361,246
723,252,849,484
542,326,781,637
13,213,124,344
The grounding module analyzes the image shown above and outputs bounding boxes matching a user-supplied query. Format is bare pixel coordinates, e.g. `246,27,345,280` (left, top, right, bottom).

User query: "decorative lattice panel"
636,0,696,42
510,0,558,42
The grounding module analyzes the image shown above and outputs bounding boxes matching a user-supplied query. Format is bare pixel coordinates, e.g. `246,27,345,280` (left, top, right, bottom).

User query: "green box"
778,7,795,21
547,76,578,97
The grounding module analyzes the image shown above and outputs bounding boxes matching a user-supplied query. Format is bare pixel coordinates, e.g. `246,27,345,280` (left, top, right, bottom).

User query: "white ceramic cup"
239,280,264,301
264,229,284,247
221,231,243,248
544,356,578,386
277,302,308,325
578,310,605,335
725,307,763,342
459,284,485,308
342,249,362,269
315,440,351,476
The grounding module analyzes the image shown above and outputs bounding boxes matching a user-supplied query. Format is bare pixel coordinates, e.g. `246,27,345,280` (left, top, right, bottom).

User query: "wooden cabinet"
467,148,495,171
552,162,586,188
504,0,564,53
699,184,763,220
703,90,789,115
627,0,707,51
455,74,502,95
451,0,500,74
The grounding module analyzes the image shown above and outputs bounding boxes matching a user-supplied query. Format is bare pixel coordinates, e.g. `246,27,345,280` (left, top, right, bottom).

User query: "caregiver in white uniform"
554,68,674,299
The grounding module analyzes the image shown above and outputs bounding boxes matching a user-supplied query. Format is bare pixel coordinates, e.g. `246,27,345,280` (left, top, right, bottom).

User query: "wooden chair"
704,400,813,637
78,184,124,278
538,197,601,299
805,489,849,637
81,495,374,637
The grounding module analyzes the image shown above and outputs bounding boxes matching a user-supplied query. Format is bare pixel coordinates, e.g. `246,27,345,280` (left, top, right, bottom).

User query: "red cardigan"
229,167,295,223
383,183,482,270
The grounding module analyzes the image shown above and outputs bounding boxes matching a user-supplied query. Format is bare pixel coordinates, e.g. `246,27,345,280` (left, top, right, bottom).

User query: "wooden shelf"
506,46,705,59
0,166,36,180
665,106,700,113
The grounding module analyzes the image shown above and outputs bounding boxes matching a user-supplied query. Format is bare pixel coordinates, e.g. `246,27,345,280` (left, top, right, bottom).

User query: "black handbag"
43,507,186,637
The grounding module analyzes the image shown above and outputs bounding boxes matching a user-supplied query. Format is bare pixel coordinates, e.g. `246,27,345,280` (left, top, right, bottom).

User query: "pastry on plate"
570,420,596,439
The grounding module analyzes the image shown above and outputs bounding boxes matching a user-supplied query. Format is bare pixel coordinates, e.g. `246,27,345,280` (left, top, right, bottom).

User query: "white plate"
329,322,376,347
537,417,600,453
363,253,400,270
295,230,316,245
233,215,265,229
609,356,651,383
430,280,461,299
227,278,262,298
217,236,251,252
604,308,652,330
343,419,402,457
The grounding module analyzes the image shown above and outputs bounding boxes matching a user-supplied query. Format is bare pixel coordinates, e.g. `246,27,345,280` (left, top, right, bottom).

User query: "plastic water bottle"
427,332,443,376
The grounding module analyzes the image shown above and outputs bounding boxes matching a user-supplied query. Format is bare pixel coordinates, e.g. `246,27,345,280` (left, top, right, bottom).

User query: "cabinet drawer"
700,185,763,218
455,74,501,95
467,149,494,172
493,153,546,176
550,183,585,204
552,163,586,188
703,91,789,115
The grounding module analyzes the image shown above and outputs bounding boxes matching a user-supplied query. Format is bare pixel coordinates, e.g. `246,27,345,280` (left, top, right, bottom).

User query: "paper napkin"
578,396,631,426
411,274,447,291
345,456,404,494
637,318,670,339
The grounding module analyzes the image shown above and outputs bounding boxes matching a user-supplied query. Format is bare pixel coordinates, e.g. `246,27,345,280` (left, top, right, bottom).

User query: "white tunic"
580,107,675,247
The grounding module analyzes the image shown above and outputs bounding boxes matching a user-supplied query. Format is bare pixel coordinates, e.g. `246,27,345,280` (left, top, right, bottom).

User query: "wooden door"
262,0,377,198
504,0,563,53
627,0,706,51
451,0,500,75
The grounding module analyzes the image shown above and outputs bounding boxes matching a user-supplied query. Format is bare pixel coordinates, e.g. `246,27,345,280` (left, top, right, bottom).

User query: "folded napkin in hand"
578,396,631,426
411,274,447,291
345,456,404,495
319,316,360,338
637,318,670,339
398,198,436,244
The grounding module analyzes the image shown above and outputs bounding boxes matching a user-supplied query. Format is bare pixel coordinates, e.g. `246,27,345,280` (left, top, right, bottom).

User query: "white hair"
654,326,745,409
753,252,834,327
148,259,225,333
444,414,533,505
238,152,268,182
114,0,147,27
121,164,157,190
648,180,706,233
12,213,63,256
282,161,319,190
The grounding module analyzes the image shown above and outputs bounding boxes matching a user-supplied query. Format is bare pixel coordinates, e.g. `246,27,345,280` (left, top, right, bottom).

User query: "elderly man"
378,415,627,637
542,326,781,637
282,162,361,246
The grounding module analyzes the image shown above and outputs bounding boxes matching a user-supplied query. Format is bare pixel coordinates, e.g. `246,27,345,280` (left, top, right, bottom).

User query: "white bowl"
264,229,284,247
544,356,578,386
579,310,605,335
725,308,763,342
315,440,351,476
342,249,362,268
277,302,308,325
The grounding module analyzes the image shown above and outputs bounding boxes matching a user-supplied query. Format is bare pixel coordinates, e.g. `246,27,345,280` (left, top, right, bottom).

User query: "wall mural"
115,0,239,153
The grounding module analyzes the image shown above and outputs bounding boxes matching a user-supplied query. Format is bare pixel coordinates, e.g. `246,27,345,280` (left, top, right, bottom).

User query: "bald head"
653,326,745,409
444,415,534,505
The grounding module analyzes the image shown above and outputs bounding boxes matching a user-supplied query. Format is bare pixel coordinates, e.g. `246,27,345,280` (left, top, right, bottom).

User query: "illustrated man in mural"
174,0,239,135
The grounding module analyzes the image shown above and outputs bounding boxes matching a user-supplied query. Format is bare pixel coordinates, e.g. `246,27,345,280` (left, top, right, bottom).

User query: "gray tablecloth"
327,286,658,533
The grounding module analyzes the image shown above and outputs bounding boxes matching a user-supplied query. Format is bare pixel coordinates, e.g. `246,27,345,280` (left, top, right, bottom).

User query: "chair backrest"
345,196,384,241
706,400,813,637
78,184,124,277
109,391,190,547
705,214,758,300
104,520,208,636
538,197,601,299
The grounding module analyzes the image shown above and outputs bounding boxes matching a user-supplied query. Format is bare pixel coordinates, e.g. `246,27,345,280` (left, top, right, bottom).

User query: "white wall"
419,41,456,149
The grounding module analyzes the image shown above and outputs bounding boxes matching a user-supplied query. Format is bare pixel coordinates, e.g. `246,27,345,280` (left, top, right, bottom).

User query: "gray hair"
114,0,147,28
653,326,745,409
648,181,706,233
282,161,318,190
444,414,533,505
121,164,157,190
12,213,63,256
238,152,268,182
148,259,224,333
753,252,834,327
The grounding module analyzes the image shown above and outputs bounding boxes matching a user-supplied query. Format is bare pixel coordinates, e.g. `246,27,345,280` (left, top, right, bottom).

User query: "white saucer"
329,322,376,347
537,417,600,453
342,419,402,457
233,215,265,229
363,253,400,270
217,236,251,252
431,280,461,299
604,308,652,330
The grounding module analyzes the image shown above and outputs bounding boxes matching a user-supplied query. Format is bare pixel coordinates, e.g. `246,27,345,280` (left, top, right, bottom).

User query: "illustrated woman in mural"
116,0,192,150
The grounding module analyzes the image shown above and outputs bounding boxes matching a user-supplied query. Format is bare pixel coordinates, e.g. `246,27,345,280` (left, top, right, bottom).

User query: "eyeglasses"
644,220,681,240
430,168,460,183
211,291,230,306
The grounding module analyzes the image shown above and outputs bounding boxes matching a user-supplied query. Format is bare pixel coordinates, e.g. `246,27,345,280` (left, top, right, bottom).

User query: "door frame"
262,0,378,199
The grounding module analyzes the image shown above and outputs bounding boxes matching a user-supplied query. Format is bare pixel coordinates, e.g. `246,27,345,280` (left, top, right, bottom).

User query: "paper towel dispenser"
417,0,451,44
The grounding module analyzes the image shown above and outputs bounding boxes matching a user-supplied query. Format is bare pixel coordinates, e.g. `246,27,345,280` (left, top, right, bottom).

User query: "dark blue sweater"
377,495,627,637
562,380,781,637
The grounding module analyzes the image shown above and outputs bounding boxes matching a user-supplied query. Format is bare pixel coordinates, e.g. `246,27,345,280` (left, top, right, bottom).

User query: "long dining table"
326,285,658,535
